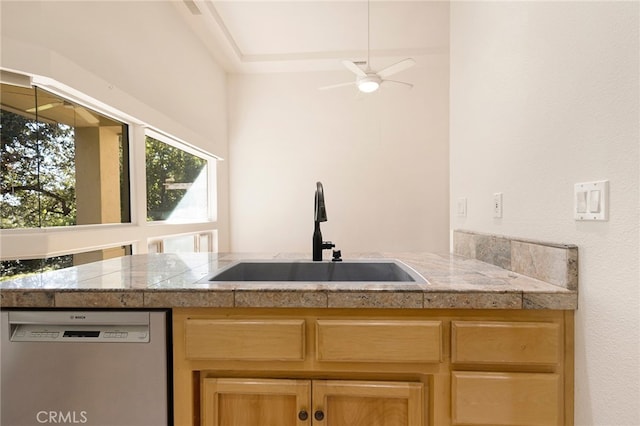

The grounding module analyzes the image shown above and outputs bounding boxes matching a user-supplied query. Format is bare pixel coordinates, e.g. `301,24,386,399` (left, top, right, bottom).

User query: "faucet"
313,182,335,261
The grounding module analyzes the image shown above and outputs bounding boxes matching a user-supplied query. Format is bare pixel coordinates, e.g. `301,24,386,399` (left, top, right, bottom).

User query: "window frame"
0,71,221,263
144,128,218,224
1,83,133,229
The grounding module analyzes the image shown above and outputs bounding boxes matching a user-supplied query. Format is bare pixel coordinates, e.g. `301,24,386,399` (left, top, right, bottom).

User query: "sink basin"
208,260,425,282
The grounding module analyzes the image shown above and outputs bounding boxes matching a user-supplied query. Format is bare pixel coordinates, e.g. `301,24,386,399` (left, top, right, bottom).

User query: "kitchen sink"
208,260,426,282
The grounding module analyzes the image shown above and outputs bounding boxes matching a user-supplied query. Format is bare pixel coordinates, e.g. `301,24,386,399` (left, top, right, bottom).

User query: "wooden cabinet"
185,319,305,361
451,321,560,366
201,378,310,426
451,320,567,426
316,320,441,363
452,372,560,425
173,309,573,426
201,378,423,426
313,380,424,426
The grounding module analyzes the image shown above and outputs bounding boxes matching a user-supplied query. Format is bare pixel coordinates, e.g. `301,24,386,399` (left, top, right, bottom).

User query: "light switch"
574,181,608,221
589,190,601,213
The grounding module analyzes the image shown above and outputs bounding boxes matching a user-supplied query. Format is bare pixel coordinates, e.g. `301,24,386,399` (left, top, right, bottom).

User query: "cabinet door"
201,378,311,426
312,380,424,426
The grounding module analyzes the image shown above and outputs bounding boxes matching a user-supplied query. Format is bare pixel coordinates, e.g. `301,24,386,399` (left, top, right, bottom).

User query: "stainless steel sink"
208,260,425,282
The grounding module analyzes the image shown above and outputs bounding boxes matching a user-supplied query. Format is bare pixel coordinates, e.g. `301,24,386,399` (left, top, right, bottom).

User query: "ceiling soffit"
175,0,450,73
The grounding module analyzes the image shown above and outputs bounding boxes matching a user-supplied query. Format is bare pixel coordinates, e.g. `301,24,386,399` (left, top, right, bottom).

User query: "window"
0,255,73,281
1,72,221,279
1,83,130,228
145,134,213,223
147,231,216,254
0,245,132,282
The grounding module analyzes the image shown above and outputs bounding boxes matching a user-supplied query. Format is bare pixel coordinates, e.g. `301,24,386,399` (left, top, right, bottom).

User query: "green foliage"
145,136,207,221
1,97,208,278
0,256,74,280
1,109,76,228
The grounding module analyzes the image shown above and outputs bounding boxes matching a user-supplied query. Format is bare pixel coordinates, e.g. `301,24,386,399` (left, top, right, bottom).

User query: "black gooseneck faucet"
313,182,336,261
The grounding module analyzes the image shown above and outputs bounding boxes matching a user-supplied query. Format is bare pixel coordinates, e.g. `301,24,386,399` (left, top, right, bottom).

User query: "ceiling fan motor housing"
357,74,382,93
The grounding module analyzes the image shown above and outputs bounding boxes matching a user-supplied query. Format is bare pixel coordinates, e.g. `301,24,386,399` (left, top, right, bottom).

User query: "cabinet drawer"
316,320,442,363
185,319,305,361
452,371,560,425
452,321,560,365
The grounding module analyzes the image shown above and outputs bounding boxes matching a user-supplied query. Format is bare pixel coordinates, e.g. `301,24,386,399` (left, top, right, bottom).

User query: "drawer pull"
298,410,309,421
314,410,325,421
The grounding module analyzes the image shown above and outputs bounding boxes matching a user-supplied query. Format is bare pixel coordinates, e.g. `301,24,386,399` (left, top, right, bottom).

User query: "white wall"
227,56,450,254
0,0,230,250
1,1,227,157
450,2,639,424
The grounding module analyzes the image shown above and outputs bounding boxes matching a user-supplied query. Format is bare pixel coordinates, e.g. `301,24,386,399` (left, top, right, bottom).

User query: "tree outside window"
0,83,130,229
145,136,209,222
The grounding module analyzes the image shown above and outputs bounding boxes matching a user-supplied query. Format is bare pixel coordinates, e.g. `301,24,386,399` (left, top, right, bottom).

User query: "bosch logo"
36,411,88,424
69,315,86,320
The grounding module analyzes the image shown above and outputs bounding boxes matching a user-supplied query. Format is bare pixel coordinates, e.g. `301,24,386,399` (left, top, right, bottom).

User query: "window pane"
148,231,215,254
199,233,210,251
0,255,73,281
145,136,209,222
0,84,130,228
162,234,196,253
0,245,132,281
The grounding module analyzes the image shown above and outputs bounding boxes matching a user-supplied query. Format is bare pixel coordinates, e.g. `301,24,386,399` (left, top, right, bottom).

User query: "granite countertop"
0,251,577,310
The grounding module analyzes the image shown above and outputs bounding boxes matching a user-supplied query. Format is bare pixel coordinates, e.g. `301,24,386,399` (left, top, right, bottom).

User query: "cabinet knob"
298,410,308,421
314,410,325,421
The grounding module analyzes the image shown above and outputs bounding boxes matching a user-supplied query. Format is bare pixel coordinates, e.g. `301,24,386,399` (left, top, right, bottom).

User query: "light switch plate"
574,180,608,221
457,198,467,217
493,192,503,218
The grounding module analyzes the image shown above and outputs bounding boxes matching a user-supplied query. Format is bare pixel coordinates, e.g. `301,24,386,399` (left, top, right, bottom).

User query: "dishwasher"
0,309,171,426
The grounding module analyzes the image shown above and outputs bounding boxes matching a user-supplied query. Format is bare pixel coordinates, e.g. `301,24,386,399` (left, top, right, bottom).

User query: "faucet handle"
322,241,335,250
332,250,343,262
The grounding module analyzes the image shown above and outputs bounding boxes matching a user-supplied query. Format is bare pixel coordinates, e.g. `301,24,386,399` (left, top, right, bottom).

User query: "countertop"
0,252,577,310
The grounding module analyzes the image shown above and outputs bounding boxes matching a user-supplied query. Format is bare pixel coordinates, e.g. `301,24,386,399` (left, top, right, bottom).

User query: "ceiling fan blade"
381,79,414,90
318,81,356,91
377,58,416,78
342,60,367,78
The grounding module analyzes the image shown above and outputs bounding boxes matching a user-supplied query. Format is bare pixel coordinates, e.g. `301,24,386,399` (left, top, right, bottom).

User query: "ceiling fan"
319,1,416,93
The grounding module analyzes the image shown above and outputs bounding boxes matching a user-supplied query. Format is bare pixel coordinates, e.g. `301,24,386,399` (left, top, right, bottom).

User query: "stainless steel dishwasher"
1,309,171,426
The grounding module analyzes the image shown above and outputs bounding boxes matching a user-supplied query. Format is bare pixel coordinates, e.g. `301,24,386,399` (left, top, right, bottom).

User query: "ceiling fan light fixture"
357,75,381,93
319,0,415,93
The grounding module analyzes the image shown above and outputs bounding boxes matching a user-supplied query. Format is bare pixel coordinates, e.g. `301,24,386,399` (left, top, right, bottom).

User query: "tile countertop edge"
0,288,577,310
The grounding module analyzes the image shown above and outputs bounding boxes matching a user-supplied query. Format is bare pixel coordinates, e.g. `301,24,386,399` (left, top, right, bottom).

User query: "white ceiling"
174,1,450,73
